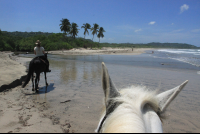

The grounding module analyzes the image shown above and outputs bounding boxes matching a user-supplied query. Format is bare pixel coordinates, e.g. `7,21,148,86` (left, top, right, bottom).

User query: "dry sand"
0,52,64,133
0,48,155,133
48,47,156,55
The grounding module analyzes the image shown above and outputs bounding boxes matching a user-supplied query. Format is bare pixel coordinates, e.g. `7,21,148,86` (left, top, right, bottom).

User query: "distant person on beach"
31,40,51,72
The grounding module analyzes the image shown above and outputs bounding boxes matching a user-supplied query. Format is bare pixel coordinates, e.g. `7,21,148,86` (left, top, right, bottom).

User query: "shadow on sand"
24,83,55,95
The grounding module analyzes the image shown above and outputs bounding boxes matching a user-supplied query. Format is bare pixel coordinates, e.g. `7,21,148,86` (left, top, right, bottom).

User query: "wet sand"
0,48,200,133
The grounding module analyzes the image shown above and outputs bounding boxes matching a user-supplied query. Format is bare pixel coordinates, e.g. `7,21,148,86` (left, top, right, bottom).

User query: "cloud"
135,29,142,32
172,29,184,33
171,23,174,25
191,29,200,32
148,21,156,25
180,4,189,13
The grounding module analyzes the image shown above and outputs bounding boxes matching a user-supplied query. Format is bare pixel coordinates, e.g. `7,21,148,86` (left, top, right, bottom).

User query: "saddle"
38,57,48,66
33,55,51,72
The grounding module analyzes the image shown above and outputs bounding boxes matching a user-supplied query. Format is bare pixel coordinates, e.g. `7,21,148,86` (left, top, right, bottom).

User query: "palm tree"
91,23,99,41
70,23,79,39
81,23,91,39
97,27,105,43
59,18,71,36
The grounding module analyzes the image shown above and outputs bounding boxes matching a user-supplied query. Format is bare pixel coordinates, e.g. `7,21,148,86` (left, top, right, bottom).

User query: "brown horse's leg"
38,73,40,89
32,72,34,91
35,73,39,93
44,72,48,93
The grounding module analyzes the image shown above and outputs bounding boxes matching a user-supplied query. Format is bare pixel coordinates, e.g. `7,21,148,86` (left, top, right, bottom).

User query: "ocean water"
152,49,200,68
19,48,200,75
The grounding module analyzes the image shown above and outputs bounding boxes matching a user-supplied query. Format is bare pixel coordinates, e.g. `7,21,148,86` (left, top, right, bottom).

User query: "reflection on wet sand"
49,55,102,86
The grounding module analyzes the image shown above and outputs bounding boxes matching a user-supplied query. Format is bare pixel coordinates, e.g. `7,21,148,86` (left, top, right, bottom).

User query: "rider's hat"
35,40,41,45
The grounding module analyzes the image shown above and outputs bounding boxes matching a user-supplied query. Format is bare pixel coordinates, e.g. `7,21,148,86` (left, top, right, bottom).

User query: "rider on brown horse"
22,40,50,92
32,40,51,72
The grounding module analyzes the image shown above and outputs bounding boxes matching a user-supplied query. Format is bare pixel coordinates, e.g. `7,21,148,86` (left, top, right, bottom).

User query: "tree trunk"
92,35,94,41
99,38,100,48
91,35,94,49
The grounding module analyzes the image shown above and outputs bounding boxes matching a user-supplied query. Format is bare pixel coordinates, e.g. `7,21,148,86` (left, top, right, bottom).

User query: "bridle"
97,101,122,133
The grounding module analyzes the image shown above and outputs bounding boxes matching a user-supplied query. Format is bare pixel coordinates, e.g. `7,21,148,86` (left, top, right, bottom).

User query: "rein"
38,57,48,66
97,101,122,133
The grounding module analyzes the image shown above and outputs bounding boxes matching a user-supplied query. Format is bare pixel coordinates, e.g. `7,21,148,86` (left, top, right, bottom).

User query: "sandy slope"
0,52,70,133
0,52,27,88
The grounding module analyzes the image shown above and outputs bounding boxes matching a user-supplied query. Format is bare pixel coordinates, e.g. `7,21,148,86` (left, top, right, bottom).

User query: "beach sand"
0,48,199,133
48,47,156,55
0,48,153,133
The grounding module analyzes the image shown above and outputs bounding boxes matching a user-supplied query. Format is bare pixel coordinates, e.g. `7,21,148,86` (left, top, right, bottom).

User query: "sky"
0,0,200,47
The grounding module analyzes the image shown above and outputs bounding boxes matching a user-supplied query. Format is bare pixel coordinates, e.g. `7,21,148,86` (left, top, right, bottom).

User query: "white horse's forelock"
99,86,161,133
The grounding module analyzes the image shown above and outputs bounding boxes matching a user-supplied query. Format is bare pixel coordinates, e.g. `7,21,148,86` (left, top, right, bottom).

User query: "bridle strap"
97,101,122,133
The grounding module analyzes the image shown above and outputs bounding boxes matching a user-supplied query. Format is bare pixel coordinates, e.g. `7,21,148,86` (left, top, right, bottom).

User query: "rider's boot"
46,66,51,72
47,69,51,72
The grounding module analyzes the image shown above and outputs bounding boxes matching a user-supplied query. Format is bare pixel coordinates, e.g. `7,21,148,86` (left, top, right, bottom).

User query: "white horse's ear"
102,62,120,102
157,80,188,113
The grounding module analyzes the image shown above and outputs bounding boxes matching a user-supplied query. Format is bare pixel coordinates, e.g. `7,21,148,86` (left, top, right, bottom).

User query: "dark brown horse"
22,53,49,93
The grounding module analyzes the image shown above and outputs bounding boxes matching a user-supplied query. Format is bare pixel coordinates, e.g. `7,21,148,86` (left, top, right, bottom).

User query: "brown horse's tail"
22,61,33,88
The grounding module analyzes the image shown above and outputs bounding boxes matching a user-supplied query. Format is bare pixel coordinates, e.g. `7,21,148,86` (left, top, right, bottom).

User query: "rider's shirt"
34,46,44,56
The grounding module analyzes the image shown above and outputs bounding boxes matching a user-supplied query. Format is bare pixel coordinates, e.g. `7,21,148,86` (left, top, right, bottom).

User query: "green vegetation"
91,23,99,41
70,23,79,39
100,42,199,49
0,17,199,52
0,18,106,51
59,18,71,36
97,27,106,43
0,30,199,52
0,30,101,51
81,23,91,39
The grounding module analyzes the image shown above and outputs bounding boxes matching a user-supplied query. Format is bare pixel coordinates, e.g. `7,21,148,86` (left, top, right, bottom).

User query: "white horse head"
96,62,188,133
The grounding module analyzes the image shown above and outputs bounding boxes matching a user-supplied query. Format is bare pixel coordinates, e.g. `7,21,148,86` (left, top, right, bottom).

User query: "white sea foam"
158,49,200,55
153,49,200,67
168,57,200,67
197,71,200,75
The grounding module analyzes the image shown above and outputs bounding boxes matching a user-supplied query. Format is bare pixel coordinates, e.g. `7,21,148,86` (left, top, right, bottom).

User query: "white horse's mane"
98,86,161,133
96,62,188,133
